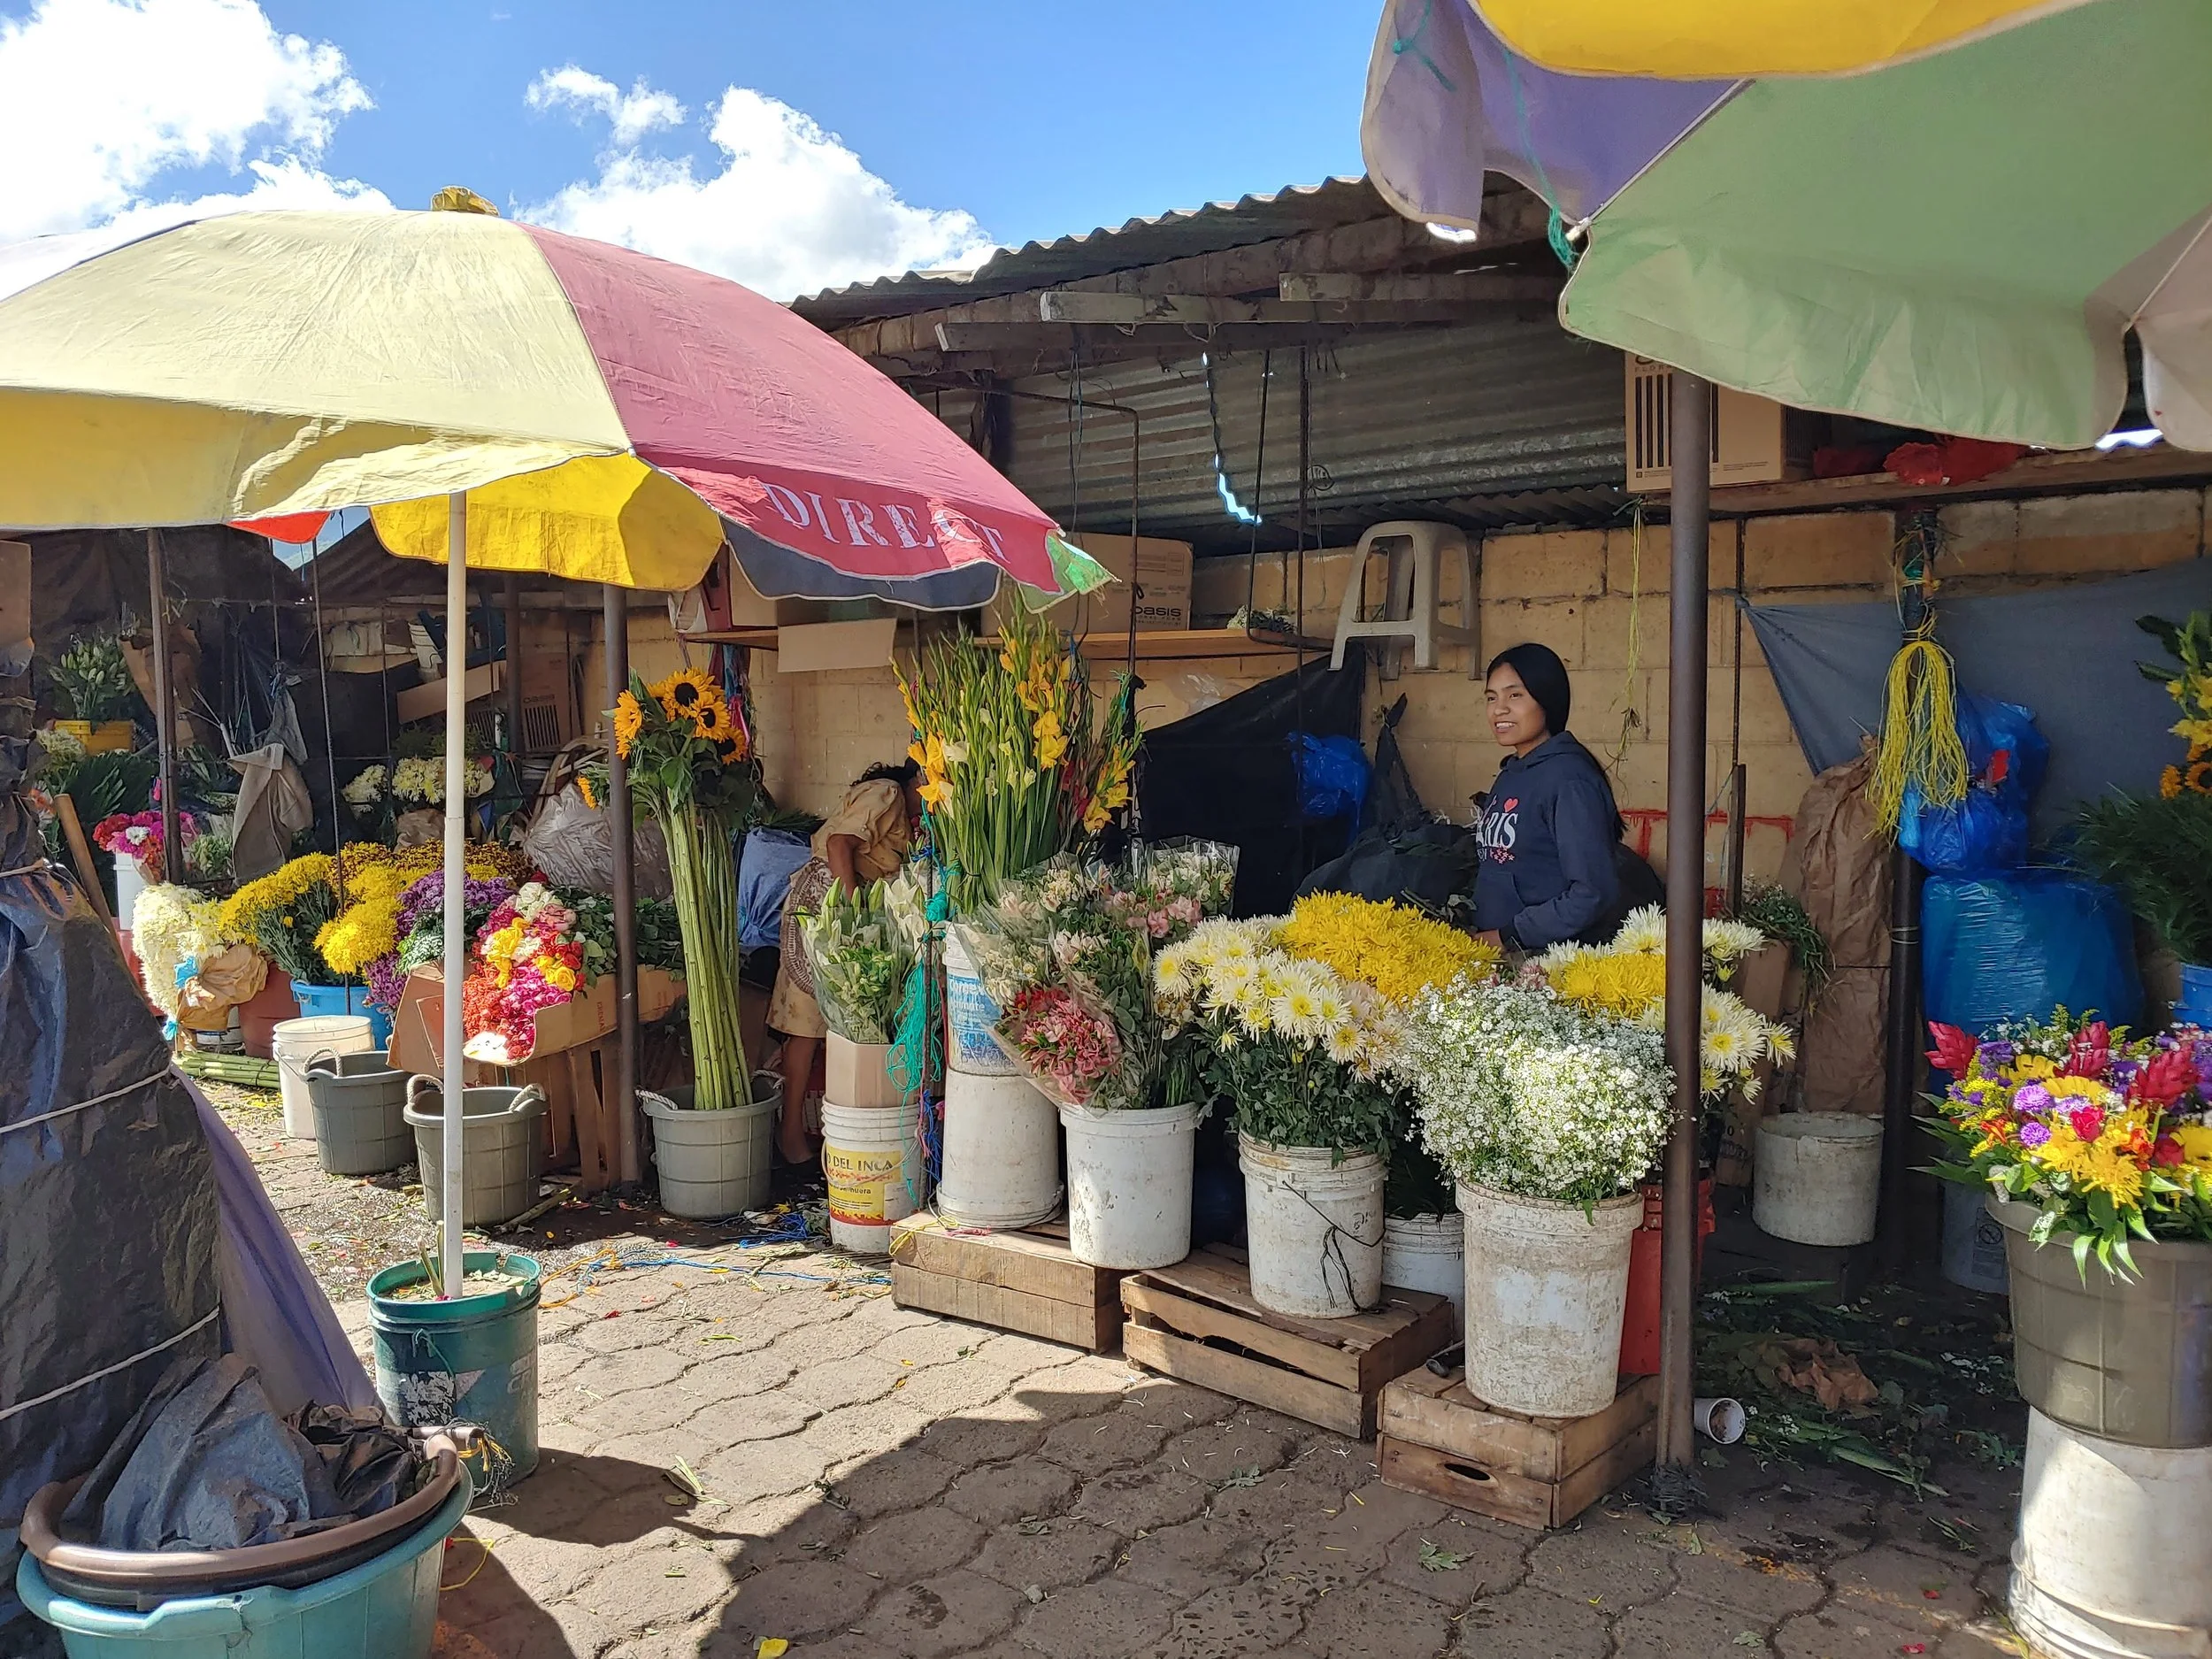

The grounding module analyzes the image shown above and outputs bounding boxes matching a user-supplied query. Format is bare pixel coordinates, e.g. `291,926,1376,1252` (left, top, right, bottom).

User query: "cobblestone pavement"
214,1079,2027,1659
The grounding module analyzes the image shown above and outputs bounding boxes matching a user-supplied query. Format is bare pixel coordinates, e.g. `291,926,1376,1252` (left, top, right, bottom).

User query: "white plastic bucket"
942,931,1018,1076
937,1066,1061,1229
1458,1181,1642,1417
111,855,145,931
2010,1407,2212,1659
1383,1211,1465,1317
822,1098,923,1255
1754,1113,1883,1247
1238,1135,1386,1318
1060,1102,1202,1269
272,1014,374,1139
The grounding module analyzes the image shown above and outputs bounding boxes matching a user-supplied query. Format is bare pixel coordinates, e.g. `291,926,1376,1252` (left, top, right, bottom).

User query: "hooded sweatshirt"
1472,732,1624,950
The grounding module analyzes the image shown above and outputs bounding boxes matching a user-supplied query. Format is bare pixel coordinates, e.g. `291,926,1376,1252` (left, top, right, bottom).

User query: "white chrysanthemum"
1613,905,1667,954
1325,1022,1364,1064
1702,918,1768,965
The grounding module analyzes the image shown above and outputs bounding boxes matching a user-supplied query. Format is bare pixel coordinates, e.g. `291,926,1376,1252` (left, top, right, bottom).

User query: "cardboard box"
989,534,1194,637
774,618,899,673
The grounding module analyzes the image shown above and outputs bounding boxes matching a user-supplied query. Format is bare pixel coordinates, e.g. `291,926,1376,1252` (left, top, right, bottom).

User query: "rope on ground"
537,1230,890,1310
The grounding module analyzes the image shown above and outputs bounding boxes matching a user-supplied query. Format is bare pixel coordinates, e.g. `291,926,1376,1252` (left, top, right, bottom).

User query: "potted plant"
1401,978,1675,1417
1156,916,1409,1315
1924,1012,2212,1447
49,633,139,752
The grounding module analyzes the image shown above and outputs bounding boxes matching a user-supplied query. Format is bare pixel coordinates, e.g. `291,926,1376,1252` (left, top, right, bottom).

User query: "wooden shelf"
682,625,1321,663
1636,442,2212,518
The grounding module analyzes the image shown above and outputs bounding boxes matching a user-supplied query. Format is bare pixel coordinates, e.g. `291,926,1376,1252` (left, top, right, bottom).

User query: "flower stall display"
461,882,617,1064
130,881,267,1033
898,608,1140,911
50,632,139,747
342,764,387,816
220,853,348,987
613,667,755,1111
392,750,495,805
1401,976,1676,1416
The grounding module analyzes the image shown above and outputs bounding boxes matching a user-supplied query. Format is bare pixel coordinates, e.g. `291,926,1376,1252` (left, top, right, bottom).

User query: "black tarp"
1747,561,2212,837
1136,648,1367,917
0,729,220,1628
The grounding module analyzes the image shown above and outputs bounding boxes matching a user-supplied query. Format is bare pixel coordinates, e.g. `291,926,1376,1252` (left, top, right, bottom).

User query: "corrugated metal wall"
1001,318,1626,551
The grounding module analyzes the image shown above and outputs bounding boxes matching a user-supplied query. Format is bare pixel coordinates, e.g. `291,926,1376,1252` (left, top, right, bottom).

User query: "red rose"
2069,1106,2107,1144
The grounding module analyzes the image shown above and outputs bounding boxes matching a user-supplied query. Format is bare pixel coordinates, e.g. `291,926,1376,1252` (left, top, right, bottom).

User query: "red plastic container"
1619,1177,1716,1376
239,973,302,1059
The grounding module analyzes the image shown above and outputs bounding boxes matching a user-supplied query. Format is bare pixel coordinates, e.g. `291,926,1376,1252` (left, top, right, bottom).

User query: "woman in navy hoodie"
1473,643,1625,952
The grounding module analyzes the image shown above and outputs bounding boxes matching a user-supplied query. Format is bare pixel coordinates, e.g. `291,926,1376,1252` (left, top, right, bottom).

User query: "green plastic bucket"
13,1475,466,1658
367,1250,541,1482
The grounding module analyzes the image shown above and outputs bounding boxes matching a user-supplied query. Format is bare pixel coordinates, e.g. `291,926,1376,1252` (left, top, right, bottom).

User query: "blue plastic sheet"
739,828,813,951
1923,869,2144,1034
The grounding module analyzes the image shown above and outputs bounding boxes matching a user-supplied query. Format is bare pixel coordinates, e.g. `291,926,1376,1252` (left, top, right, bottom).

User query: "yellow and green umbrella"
1363,0,2212,449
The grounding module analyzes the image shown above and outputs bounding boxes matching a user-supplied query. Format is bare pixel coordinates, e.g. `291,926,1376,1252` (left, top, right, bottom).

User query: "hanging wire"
1242,351,1275,627
1202,353,1263,526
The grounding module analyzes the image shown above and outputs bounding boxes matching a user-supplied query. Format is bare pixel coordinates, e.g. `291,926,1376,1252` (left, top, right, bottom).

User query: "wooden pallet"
1119,1247,1455,1440
1378,1370,1659,1530
889,1214,1127,1353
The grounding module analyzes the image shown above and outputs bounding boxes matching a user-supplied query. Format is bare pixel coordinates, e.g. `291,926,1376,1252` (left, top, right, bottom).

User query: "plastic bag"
1923,868,2143,1034
518,782,673,900
798,879,918,1045
1900,695,2048,872
738,828,813,951
1288,732,1371,825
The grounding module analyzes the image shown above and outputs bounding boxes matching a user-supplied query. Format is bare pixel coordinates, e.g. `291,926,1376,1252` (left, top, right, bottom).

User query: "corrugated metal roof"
792,177,1392,327
1002,320,1627,554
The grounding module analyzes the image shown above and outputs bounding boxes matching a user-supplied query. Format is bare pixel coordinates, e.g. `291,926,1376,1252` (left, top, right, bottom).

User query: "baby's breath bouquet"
1402,979,1673,1205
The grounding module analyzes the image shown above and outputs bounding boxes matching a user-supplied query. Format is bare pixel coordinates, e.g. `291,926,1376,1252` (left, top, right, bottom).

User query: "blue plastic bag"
1923,868,2143,1033
1288,733,1371,825
1901,695,2049,872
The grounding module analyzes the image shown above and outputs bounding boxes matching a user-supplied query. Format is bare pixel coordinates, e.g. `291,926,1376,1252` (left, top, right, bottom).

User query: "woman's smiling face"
1486,663,1549,755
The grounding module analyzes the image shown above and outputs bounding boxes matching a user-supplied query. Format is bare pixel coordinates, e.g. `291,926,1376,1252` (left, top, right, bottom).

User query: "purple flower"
1978,1041,2017,1068
2014,1082,2055,1116
2109,1058,2140,1088
2019,1120,2052,1148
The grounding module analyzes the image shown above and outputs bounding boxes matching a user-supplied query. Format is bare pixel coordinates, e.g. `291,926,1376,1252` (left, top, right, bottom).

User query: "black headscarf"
1486,642,1573,737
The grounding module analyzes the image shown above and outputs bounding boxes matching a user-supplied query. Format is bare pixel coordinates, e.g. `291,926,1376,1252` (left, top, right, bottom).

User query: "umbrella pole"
145,529,180,885
441,492,468,1296
1657,369,1711,1472
603,583,640,1185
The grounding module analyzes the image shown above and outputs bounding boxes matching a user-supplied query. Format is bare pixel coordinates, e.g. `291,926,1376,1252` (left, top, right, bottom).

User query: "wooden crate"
1119,1248,1455,1440
890,1215,1127,1354
1378,1370,1659,1530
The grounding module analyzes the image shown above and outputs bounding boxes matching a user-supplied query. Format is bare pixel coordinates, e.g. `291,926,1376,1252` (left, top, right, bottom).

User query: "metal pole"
1657,370,1712,1471
440,493,468,1296
145,530,180,885
604,583,641,1185
504,573,526,758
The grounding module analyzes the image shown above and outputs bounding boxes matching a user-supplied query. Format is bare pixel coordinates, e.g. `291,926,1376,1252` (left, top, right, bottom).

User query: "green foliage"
65,749,156,826
2073,788,2212,964
1730,883,1832,992
50,634,139,724
633,897,687,972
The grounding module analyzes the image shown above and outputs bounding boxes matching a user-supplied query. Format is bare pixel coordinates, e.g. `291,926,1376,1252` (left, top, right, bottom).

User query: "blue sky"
0,0,1377,296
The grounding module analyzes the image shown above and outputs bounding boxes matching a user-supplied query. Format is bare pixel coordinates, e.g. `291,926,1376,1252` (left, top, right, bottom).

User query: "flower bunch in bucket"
1153,917,1408,1155
1275,891,1497,1004
897,607,1139,911
360,862,518,1010
1102,839,1240,945
1924,1012,2212,1271
92,809,193,880
1535,904,1792,1098
612,667,755,1110
219,852,346,985
800,874,926,1045
1401,979,1674,1204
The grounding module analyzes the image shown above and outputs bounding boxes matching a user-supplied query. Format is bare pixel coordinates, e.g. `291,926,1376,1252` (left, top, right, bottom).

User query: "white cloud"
0,0,382,242
523,77,995,300
526,65,685,147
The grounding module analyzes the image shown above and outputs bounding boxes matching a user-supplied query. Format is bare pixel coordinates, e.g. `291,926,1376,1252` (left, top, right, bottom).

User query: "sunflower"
577,773,598,810
612,690,644,759
652,666,718,722
2188,759,2212,795
689,695,727,740
2164,764,2185,800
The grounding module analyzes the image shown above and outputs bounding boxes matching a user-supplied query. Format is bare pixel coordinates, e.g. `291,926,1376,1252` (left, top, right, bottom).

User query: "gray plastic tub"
643,1086,776,1220
1994,1195,2212,1448
404,1080,548,1228
304,1049,411,1176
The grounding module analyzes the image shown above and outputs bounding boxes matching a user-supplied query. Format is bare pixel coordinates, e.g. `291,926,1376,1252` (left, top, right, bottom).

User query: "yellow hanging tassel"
1870,634,1969,834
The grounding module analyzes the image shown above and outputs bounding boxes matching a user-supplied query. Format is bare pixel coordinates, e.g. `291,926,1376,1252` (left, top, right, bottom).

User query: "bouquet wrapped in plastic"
801,877,923,1044
1103,838,1239,945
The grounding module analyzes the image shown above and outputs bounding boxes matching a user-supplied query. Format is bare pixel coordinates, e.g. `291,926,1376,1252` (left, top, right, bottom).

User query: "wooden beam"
1279,271,1563,303
1029,292,1553,326
929,321,1370,355
834,189,1550,360
1652,442,2212,518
